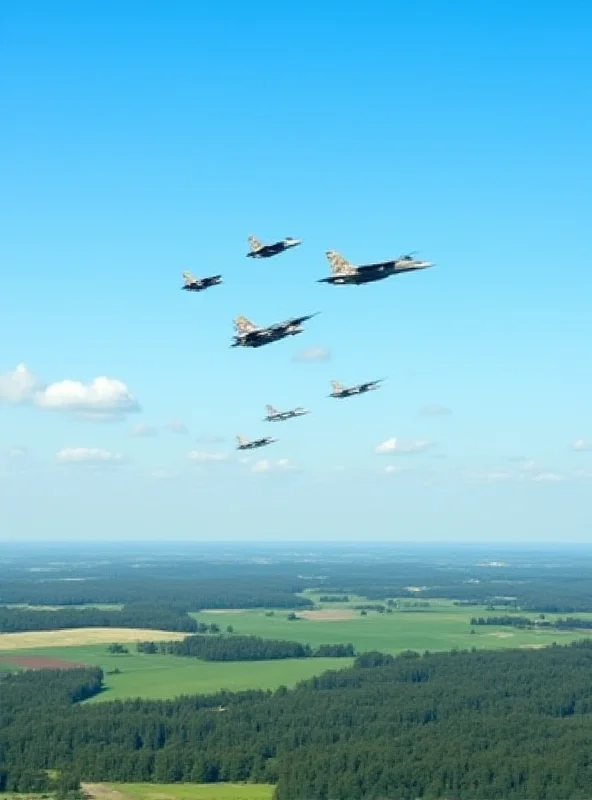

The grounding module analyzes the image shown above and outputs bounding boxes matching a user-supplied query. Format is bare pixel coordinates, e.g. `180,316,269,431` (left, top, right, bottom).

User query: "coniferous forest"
4,641,592,798
5,545,592,797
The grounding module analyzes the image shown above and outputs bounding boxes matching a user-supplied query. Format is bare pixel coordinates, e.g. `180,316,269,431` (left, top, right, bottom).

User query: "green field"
191,598,592,655
0,644,352,701
102,782,274,800
2,598,591,702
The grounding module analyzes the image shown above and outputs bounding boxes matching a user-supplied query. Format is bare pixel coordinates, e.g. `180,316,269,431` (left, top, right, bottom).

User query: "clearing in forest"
85,782,275,800
0,627,187,650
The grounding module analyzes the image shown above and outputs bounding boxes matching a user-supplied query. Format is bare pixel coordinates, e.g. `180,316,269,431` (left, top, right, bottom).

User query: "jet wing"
357,261,392,272
360,378,384,390
270,313,319,331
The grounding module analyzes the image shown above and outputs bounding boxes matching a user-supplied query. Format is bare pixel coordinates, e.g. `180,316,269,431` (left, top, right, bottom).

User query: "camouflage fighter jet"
236,434,277,450
181,271,222,292
247,234,302,259
318,250,433,285
231,313,319,349
263,404,309,422
329,378,385,399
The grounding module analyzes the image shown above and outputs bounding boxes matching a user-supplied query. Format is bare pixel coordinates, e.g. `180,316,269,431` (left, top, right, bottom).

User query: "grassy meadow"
0,642,352,701
1,596,591,701
100,783,274,800
191,596,592,655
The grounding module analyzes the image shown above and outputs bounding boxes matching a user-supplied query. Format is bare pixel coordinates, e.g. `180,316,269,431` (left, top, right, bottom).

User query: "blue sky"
1,0,591,542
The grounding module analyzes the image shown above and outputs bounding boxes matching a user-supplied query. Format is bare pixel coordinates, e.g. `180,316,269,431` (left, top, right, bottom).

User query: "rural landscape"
4,543,592,798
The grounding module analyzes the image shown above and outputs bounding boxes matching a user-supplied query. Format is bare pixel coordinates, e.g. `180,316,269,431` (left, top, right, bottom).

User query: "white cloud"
0,363,41,404
251,458,295,473
166,421,188,435
419,404,451,416
187,450,229,463
376,438,435,455
292,346,331,363
56,447,126,466
572,439,592,452
132,423,157,437
0,364,139,419
36,376,139,416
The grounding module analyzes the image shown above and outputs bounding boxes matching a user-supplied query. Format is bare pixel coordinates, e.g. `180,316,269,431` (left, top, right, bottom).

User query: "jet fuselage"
237,438,276,450
232,324,305,348
182,276,222,291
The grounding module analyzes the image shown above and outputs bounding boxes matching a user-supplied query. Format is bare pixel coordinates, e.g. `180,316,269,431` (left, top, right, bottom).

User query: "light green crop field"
191,599,592,655
0,643,352,701
103,782,274,800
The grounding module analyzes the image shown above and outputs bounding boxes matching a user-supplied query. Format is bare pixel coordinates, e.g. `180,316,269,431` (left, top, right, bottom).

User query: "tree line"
470,615,592,631
5,641,592,797
0,604,199,633
137,635,355,661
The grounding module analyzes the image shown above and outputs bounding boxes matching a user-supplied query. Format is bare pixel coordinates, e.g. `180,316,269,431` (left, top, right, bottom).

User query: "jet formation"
180,233,434,452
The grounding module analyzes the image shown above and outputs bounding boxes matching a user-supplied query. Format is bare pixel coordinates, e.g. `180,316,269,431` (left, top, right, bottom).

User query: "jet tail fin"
234,315,258,334
330,380,343,393
182,271,194,284
266,404,277,416
248,234,262,252
237,435,247,447
326,250,355,275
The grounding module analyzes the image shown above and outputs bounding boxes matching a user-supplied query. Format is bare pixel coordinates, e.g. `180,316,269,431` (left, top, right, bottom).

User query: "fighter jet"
317,250,433,285
264,404,309,422
329,378,385,398
231,313,319,349
181,271,222,292
236,434,277,450
247,234,302,259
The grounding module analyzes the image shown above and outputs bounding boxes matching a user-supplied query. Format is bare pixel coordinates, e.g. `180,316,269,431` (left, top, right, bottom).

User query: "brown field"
0,627,187,650
0,654,86,669
297,609,356,621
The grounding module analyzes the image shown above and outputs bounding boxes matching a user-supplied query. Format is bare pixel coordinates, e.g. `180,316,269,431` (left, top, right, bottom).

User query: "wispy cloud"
56,447,126,467
292,346,331,363
251,458,295,473
571,439,592,452
166,421,188,435
132,424,158,437
376,438,435,455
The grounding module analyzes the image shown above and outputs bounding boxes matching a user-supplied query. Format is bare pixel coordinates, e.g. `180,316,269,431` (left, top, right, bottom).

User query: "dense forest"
5,641,592,798
0,605,201,633
136,634,355,661
0,576,313,611
6,549,592,612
